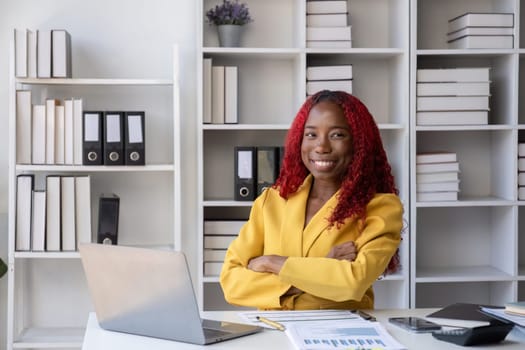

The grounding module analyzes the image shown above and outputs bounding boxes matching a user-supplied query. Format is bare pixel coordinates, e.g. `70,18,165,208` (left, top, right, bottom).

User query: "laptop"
79,243,262,345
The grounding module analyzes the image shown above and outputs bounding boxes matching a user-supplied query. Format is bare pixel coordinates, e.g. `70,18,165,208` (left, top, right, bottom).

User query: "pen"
256,316,286,331
352,310,377,322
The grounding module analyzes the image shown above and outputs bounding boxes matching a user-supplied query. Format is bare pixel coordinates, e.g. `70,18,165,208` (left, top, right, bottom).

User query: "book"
204,220,245,235
416,110,488,125
306,40,352,48
204,262,223,276
75,176,92,248
64,99,74,164
14,28,27,77
417,171,459,184
519,143,525,157
31,105,46,165
45,99,57,165
204,249,227,262
306,26,351,41
518,158,525,172
46,176,61,251
447,26,514,41
519,187,525,200
37,29,52,78
416,152,457,164
16,175,33,251
416,161,460,174
51,29,72,78
31,190,46,252
448,35,514,49
448,13,515,33
73,98,83,165
416,181,460,193
306,14,348,27
416,82,490,96
416,96,489,111
518,173,525,186
27,29,37,78
211,65,225,124
224,66,238,124
16,90,32,164
306,80,352,96
306,65,353,81
55,105,65,164
416,68,490,83
505,301,525,316
204,235,237,249
203,58,212,124
426,303,493,328
417,191,458,202
61,176,76,251
306,1,348,14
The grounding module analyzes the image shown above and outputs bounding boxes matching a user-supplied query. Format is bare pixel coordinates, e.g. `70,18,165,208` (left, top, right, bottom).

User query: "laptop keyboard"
204,328,231,338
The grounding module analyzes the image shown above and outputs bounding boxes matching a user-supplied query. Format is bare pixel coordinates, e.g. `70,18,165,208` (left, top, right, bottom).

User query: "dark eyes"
304,131,347,138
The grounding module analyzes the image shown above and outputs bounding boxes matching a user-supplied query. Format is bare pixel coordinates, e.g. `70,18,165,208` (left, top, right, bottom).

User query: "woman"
220,90,403,310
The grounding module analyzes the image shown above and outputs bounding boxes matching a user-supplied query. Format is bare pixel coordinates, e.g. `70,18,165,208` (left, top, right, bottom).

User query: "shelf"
15,164,175,173
15,77,173,86
202,200,254,207
416,125,515,131
415,266,514,283
202,123,405,131
13,326,84,349
416,196,515,207
417,49,516,56
14,252,80,259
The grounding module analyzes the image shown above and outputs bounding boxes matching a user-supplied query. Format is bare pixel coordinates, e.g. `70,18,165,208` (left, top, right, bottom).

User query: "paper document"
285,319,406,350
239,310,359,329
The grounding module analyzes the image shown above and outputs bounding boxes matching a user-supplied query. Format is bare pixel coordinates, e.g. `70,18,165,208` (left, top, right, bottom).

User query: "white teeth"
314,160,334,167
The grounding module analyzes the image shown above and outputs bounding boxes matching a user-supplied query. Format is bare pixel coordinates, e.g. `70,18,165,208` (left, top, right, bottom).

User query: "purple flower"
206,0,253,25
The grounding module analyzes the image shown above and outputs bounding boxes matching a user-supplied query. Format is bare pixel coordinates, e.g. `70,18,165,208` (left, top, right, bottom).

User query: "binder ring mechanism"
239,187,250,198
130,151,141,162
109,152,120,162
87,151,98,162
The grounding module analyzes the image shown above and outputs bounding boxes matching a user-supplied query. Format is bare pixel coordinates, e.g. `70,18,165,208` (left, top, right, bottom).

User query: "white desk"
82,309,525,349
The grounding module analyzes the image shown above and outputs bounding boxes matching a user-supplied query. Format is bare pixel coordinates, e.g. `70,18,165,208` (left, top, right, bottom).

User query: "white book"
417,191,458,202
416,68,490,83
518,173,525,186
16,175,33,251
416,162,460,174
55,105,65,164
64,99,74,164
416,96,489,111
75,176,92,248
73,98,83,165
519,187,525,201
224,66,238,124
31,190,46,252
37,29,52,78
306,80,352,95
211,66,225,124
518,143,525,157
31,105,46,165
416,152,457,164
204,249,227,262
448,35,513,49
416,110,488,125
16,90,32,164
306,65,352,81
306,26,351,41
46,176,61,251
204,262,223,276
27,29,37,78
204,235,237,249
448,13,514,33
51,29,72,78
447,26,514,41
203,58,212,124
416,82,490,96
518,158,525,172
306,14,348,27
14,29,27,78
417,181,460,193
306,1,347,14
417,172,459,184
61,176,76,251
306,40,352,49
45,99,57,165
204,220,245,235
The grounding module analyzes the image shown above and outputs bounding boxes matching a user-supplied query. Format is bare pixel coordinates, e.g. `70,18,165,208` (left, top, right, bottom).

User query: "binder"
256,147,279,195
103,112,125,165
97,194,120,245
82,111,103,165
46,176,61,251
124,111,145,165
16,175,33,251
234,146,256,201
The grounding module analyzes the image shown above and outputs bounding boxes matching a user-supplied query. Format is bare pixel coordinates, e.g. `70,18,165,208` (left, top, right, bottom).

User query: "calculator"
431,323,514,346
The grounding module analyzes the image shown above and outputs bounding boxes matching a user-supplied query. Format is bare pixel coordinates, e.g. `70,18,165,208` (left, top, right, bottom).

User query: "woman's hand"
326,241,357,262
247,255,287,274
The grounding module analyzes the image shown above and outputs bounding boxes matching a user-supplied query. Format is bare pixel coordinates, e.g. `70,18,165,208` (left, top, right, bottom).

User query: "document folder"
82,111,103,165
124,112,145,165
103,112,124,165
256,147,279,195
234,146,256,201
97,194,120,245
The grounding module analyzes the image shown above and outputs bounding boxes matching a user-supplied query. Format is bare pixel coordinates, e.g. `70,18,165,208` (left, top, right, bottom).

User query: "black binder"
234,146,256,201
124,111,145,165
103,111,124,165
82,111,103,165
97,194,120,245
256,147,279,195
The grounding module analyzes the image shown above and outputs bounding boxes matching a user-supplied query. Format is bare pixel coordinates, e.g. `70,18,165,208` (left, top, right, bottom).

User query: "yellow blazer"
220,175,403,310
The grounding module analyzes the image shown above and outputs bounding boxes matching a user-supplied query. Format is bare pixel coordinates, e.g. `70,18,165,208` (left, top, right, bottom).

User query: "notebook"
79,243,262,345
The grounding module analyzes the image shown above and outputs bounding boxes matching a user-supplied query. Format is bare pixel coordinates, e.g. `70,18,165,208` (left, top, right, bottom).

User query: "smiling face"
301,100,353,187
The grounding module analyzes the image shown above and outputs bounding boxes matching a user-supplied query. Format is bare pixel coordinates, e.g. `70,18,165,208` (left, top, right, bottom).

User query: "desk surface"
82,309,525,350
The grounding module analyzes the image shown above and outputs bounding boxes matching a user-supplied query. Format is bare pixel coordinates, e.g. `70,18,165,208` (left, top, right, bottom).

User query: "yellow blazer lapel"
301,192,337,256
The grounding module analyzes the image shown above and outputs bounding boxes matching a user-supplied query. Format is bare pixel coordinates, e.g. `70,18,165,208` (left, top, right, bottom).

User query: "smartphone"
388,317,442,333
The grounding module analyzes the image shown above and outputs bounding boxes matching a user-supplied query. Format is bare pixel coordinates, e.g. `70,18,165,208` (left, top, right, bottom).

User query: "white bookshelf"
410,0,524,307
6,45,181,349
197,0,410,311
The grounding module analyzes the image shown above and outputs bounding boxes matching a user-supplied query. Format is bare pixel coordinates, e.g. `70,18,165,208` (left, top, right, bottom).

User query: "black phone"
388,317,442,333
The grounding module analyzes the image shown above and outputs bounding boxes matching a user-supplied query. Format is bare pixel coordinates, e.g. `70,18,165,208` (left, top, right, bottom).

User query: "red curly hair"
274,90,400,273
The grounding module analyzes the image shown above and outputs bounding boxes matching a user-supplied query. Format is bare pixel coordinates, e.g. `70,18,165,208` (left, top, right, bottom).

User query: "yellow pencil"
256,316,286,331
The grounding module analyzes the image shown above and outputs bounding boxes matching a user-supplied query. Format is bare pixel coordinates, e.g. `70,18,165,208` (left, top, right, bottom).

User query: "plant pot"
217,24,243,47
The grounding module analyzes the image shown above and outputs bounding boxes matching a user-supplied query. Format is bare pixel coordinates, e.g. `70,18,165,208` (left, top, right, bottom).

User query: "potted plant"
206,0,253,47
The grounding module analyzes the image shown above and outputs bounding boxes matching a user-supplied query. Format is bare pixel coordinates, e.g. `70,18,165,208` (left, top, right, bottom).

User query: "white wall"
0,0,199,345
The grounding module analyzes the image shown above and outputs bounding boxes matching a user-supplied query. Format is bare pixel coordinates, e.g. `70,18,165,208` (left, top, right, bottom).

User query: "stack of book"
505,301,525,317
416,152,460,202
518,143,525,200
306,64,352,96
306,1,351,48
416,67,490,126
203,220,245,276
202,58,238,124
14,28,72,78
447,12,514,49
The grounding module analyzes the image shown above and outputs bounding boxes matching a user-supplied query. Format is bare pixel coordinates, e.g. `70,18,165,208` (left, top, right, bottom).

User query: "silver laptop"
79,243,262,345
